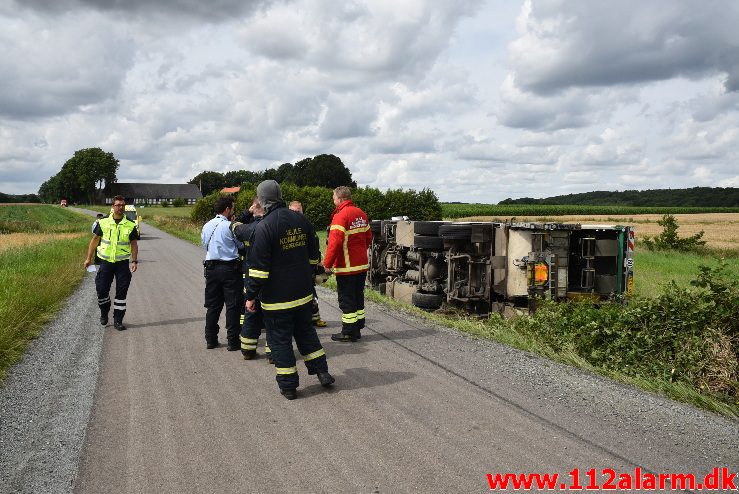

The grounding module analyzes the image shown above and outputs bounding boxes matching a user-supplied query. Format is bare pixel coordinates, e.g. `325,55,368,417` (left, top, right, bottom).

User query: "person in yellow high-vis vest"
84,195,140,331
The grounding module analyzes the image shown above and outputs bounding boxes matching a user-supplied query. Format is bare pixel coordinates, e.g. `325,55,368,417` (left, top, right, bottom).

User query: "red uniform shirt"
324,200,372,275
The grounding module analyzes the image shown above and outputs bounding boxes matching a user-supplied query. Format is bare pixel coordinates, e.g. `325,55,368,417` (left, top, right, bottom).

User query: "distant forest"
499,187,739,207
0,192,41,203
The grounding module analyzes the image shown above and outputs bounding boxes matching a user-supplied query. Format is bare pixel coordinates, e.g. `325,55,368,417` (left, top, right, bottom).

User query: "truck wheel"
413,235,444,250
439,224,472,240
412,292,444,309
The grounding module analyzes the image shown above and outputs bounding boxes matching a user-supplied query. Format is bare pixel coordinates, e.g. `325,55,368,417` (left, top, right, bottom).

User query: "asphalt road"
37,216,739,492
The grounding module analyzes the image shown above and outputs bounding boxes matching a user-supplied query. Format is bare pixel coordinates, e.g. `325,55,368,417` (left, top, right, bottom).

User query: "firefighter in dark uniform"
232,197,271,361
245,180,334,400
201,196,243,350
83,195,139,331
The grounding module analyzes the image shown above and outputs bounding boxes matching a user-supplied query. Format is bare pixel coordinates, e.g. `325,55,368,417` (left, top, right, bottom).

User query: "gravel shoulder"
0,274,104,494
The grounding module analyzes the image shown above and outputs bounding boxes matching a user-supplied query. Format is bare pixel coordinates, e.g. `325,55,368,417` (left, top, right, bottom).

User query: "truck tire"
439,224,473,240
412,292,444,309
412,221,445,236
413,234,444,250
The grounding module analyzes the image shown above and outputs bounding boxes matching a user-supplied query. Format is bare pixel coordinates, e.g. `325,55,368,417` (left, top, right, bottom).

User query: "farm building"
102,183,202,205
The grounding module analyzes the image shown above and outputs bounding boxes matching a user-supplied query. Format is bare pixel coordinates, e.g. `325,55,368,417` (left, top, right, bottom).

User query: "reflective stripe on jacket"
96,216,136,262
324,200,372,275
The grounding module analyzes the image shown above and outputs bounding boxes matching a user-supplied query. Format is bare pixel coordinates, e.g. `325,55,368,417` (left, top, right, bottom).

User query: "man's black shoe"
317,372,335,387
114,322,127,331
242,349,256,360
280,389,297,400
206,341,219,349
331,332,357,342
100,314,108,326
227,345,240,351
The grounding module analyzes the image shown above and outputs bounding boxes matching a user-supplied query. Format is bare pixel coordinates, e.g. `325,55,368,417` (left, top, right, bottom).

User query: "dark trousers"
336,272,366,335
95,260,132,324
204,262,243,346
264,302,328,391
240,300,270,357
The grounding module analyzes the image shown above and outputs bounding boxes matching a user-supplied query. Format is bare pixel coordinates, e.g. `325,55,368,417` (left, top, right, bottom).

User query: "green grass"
632,250,737,298
441,203,739,218
0,204,90,233
0,204,94,381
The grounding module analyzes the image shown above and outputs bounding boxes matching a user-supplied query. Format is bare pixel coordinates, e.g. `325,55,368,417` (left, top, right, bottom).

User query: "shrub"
641,214,707,252
161,200,170,208
512,262,738,402
172,197,186,207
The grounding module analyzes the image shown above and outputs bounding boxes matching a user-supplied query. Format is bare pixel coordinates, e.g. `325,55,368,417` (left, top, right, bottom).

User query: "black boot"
317,372,335,387
100,313,108,326
331,332,357,342
280,388,297,400
114,321,127,331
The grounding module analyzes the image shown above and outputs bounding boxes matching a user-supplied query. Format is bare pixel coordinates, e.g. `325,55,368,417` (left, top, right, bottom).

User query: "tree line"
499,187,739,207
192,184,442,229
188,154,356,196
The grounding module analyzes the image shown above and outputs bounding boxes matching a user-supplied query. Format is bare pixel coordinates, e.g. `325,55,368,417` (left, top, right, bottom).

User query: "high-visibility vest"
96,216,136,262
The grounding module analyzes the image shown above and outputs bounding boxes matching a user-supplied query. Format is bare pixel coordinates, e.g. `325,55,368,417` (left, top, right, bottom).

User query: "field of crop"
441,203,739,218
452,212,739,252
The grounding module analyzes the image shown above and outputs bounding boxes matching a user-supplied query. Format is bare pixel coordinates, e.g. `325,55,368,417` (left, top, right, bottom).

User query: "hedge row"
191,185,441,229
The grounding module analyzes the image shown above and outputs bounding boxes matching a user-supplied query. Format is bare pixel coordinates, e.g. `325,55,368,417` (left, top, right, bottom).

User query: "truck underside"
367,220,634,315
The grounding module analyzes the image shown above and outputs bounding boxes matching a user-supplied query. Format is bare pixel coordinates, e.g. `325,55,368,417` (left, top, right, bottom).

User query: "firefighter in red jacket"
324,186,373,342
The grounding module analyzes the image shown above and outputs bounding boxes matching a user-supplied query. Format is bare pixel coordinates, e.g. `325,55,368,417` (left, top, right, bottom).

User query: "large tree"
188,171,225,195
38,147,119,204
293,154,356,188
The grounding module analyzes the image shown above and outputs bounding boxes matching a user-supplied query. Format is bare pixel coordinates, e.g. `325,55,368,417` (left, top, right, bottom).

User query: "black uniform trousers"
240,300,270,358
204,261,243,347
264,302,328,391
336,272,366,336
95,260,132,324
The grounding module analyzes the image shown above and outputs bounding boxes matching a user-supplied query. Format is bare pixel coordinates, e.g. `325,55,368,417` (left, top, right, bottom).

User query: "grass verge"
0,205,93,382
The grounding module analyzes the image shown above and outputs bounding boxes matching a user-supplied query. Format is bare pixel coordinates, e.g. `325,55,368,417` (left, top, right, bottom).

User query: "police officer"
201,196,243,350
231,197,271,361
324,186,373,342
245,180,334,400
83,195,139,331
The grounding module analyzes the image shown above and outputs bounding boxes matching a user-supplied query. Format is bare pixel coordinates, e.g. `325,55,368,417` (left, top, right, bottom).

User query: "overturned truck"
367,220,635,314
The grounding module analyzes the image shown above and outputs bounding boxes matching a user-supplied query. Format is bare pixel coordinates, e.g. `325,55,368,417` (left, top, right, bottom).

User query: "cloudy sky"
1,0,737,203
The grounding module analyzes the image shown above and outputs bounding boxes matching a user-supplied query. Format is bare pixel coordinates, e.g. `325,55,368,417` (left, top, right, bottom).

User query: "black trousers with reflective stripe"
204,263,243,347
95,260,132,323
264,302,327,391
336,272,366,334
242,300,264,339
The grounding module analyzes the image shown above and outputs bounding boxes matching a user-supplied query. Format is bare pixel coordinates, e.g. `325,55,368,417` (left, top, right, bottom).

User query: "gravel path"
0,274,103,494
